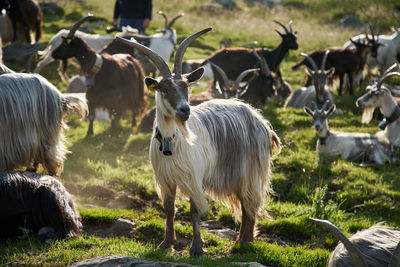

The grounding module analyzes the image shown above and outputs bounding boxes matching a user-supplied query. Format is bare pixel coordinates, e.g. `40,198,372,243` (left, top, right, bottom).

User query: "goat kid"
356,64,400,147
310,218,400,267
305,101,395,165
285,51,335,109
118,28,281,256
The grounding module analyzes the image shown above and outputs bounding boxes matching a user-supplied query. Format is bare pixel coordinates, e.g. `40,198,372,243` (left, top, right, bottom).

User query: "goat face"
281,32,298,50
306,67,335,103
145,68,204,122
356,87,387,108
304,102,335,135
52,37,81,60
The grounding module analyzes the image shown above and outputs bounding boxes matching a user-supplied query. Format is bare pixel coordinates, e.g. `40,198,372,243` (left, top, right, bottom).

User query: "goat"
285,51,335,109
204,20,298,92
344,25,399,75
310,218,400,267
0,0,43,44
356,64,400,147
304,101,395,165
117,28,281,256
0,170,82,240
0,67,88,176
34,29,114,82
52,15,147,136
292,39,376,96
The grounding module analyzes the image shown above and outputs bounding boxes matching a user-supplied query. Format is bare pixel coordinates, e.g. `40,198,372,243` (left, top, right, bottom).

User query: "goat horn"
253,47,271,76
167,13,184,29
157,11,168,28
321,50,330,71
312,101,318,111
300,52,319,72
321,100,330,111
116,37,172,78
309,218,368,267
209,62,230,91
389,241,400,267
67,14,93,39
273,20,289,34
288,20,294,33
382,63,399,76
173,27,212,79
377,72,400,89
233,68,260,96
369,24,376,41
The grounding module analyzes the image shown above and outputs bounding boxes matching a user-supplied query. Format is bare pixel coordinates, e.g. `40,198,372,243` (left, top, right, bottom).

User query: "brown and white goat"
310,218,400,267
285,51,335,109
52,15,148,136
356,64,400,147
118,28,281,256
305,101,395,165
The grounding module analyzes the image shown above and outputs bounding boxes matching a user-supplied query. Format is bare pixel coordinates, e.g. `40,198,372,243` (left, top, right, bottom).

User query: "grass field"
1,0,400,266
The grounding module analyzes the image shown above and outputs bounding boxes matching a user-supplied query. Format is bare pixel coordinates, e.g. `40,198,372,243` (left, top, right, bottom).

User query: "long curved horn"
321,50,330,71
273,20,289,34
157,11,168,28
301,52,319,72
288,20,293,33
233,68,260,96
253,48,271,76
309,218,367,267
312,101,318,111
116,37,172,78
321,100,330,111
67,14,93,38
209,62,230,91
173,27,212,79
382,63,399,76
377,72,400,89
389,241,400,267
167,13,184,29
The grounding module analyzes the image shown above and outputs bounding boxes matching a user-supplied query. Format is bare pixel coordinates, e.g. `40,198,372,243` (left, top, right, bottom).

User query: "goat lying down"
305,101,395,165
117,28,281,256
0,170,82,241
0,68,88,176
310,218,400,267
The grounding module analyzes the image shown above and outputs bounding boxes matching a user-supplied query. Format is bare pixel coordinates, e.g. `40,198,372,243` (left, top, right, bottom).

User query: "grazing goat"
310,218,400,267
52,15,147,136
0,170,82,240
118,28,281,256
285,51,334,109
34,29,113,81
204,20,298,92
305,101,395,165
0,0,43,44
292,39,376,96
356,64,400,147
0,68,88,176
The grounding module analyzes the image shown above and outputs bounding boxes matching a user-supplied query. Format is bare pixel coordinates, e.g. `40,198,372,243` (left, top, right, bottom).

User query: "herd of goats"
2,0,400,265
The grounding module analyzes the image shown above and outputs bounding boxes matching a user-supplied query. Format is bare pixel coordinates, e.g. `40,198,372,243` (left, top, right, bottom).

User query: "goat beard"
175,119,195,145
361,107,375,124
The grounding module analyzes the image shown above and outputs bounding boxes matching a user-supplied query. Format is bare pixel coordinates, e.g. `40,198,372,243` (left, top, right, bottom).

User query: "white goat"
305,101,396,165
356,64,400,147
285,51,334,109
310,218,400,267
344,27,400,74
34,29,113,81
118,28,281,256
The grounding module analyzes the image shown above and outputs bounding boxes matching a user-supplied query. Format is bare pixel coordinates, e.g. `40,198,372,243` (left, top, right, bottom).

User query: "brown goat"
52,15,147,136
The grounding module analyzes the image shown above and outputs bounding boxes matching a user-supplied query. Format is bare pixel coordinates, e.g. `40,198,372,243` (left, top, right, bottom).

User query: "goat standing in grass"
305,101,395,165
118,28,281,256
310,218,400,267
285,51,334,109
356,64,400,147
52,15,147,136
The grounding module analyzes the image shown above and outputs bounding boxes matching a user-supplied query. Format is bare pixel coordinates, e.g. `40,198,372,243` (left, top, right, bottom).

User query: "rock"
200,220,223,230
211,228,237,240
85,218,135,238
243,0,284,8
71,255,202,267
336,14,366,30
213,0,236,9
231,262,268,267
109,218,135,235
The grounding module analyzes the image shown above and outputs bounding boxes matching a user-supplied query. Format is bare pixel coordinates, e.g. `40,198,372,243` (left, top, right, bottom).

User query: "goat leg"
159,191,176,250
238,200,255,243
338,74,344,96
189,198,204,257
86,106,95,136
26,161,39,173
348,72,354,96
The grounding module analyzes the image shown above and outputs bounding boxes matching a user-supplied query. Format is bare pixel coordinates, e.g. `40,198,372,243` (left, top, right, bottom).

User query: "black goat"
52,15,148,136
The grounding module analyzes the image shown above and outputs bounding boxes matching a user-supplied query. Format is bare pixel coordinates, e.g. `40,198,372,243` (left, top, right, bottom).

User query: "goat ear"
304,106,314,117
275,30,284,37
185,67,204,84
326,104,336,116
145,77,160,92
325,67,335,76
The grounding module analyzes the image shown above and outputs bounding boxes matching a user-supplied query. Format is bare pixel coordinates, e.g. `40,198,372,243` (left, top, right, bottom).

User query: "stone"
200,220,223,230
212,228,237,240
243,0,284,8
336,14,366,30
231,262,268,267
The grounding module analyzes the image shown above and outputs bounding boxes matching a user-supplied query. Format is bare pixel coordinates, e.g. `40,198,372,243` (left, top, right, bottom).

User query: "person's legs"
120,18,145,34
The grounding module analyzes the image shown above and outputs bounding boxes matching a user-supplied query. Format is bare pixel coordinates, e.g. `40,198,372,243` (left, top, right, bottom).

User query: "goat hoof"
189,245,204,257
158,239,174,250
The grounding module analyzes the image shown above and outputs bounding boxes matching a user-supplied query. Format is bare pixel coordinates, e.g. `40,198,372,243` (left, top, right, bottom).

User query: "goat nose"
315,125,321,131
179,105,190,115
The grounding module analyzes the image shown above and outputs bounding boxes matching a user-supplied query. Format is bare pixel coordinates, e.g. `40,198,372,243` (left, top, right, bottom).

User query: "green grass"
2,0,400,266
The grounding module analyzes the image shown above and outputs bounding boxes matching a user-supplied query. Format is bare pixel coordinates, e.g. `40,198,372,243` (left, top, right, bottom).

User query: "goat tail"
291,59,305,71
62,93,88,118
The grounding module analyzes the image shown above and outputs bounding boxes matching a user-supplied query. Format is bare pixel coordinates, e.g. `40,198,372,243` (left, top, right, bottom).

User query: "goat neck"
72,38,99,76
